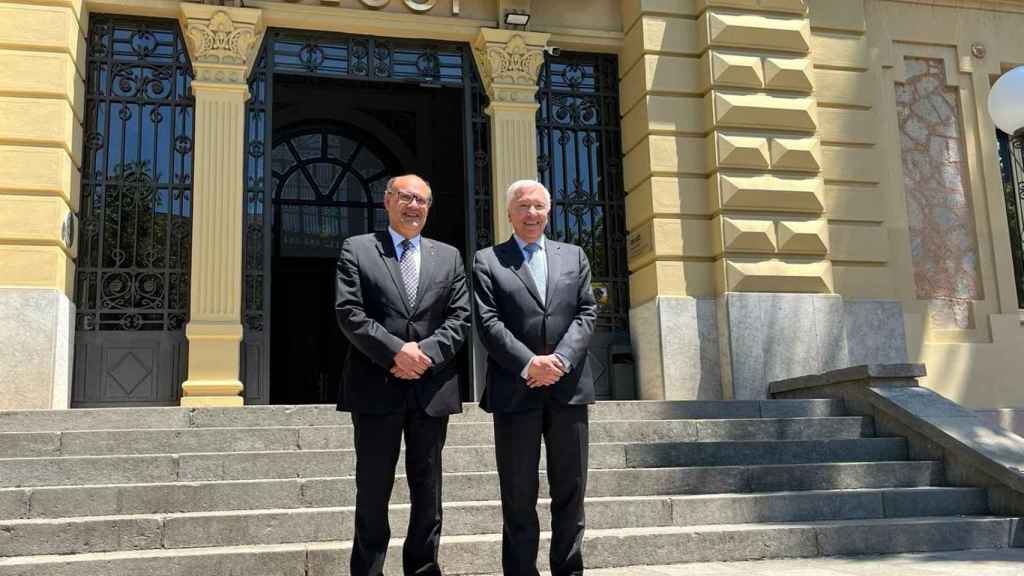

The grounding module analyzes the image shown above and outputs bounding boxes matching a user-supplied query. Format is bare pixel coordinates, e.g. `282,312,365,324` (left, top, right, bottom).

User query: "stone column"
178,3,263,407
472,29,549,242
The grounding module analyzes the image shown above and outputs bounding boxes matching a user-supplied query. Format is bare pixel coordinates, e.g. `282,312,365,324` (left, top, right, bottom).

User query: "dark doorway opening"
267,74,468,404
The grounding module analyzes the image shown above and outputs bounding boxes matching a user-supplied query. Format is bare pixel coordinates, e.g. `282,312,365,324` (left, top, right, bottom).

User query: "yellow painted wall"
622,0,832,304
2,0,1023,411
845,0,1024,409
619,0,1024,410
0,0,85,296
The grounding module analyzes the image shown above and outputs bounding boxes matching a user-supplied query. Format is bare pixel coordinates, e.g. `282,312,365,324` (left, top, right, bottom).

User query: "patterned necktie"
399,239,418,310
524,242,546,305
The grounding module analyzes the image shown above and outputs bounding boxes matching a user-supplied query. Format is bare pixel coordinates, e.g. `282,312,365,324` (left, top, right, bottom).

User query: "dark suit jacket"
473,236,598,413
335,231,470,416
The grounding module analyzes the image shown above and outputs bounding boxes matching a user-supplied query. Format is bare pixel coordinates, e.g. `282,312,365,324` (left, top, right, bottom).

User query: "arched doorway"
268,122,401,404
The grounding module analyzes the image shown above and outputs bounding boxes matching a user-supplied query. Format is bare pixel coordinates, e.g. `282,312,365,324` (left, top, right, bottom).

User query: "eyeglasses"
390,190,432,207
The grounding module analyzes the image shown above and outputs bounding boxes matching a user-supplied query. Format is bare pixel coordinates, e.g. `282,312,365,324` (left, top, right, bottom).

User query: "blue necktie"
399,239,417,309
524,243,546,305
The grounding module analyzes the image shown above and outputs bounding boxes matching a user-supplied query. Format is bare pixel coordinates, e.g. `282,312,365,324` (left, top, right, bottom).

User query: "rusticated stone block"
714,216,778,255
713,173,825,213
719,257,833,293
771,136,822,172
764,56,814,92
700,11,811,53
712,92,817,131
713,132,770,169
703,50,764,90
777,220,829,254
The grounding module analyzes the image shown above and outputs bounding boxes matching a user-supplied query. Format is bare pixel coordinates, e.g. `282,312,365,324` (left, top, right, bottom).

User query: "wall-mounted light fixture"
990,66,1024,138
504,10,530,27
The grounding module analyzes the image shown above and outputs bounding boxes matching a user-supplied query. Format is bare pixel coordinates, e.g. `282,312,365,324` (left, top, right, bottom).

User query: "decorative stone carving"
179,3,264,85
472,29,549,104
184,10,257,66
477,35,543,86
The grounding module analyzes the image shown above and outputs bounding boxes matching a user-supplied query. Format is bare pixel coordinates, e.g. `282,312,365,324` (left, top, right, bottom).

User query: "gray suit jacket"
335,231,470,416
473,236,597,413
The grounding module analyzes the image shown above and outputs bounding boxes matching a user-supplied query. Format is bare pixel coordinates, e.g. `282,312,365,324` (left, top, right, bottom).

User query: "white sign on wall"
314,0,460,15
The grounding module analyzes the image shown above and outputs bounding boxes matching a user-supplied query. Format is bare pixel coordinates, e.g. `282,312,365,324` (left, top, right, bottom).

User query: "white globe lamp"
989,66,1024,137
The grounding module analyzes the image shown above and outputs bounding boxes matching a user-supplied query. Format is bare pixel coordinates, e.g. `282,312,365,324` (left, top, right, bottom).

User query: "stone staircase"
0,400,1018,575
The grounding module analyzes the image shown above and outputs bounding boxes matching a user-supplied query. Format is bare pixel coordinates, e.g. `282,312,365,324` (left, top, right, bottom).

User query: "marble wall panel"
895,57,981,329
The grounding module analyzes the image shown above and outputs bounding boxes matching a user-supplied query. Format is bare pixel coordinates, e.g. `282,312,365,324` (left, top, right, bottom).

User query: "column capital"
472,28,550,105
178,2,264,86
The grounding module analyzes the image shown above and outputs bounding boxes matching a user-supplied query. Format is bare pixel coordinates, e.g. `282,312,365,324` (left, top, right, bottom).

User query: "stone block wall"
0,0,85,408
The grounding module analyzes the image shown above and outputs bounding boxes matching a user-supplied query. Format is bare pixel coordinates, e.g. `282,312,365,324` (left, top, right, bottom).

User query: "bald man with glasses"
335,174,471,576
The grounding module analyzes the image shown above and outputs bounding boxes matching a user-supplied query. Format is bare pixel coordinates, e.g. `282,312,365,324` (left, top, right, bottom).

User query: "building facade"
1,0,1023,426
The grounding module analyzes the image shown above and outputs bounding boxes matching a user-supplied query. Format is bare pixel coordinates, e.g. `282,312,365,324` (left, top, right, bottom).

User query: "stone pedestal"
718,294,909,399
178,4,263,407
629,296,721,400
472,29,549,242
0,288,73,410
630,294,909,400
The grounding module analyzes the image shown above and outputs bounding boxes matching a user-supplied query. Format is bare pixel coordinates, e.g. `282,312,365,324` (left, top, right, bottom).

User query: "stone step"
0,417,873,458
0,461,944,519
0,488,990,557
0,516,1014,575
0,438,907,488
0,400,846,432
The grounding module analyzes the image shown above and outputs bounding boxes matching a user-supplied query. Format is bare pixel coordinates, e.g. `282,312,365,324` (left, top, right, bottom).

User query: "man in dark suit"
335,174,471,576
473,179,598,576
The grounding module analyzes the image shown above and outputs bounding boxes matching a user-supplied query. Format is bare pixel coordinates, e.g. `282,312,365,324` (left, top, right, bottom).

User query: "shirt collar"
388,227,421,253
513,234,545,252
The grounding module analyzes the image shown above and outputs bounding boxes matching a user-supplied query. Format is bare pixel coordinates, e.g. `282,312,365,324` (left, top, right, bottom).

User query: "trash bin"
608,344,636,400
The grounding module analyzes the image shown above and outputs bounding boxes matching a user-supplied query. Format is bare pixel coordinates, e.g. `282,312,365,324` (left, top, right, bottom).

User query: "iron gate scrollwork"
996,129,1024,309
241,30,493,402
73,15,194,406
537,52,631,399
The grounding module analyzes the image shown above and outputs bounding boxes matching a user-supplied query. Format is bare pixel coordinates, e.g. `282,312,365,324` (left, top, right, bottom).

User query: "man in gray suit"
335,174,471,576
473,179,598,576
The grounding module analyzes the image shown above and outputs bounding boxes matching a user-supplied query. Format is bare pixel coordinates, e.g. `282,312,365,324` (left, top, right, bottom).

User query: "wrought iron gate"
241,30,493,403
73,15,195,406
537,52,630,399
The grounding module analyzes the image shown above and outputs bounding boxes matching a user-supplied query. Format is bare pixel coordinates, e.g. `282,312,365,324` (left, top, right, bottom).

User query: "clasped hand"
526,355,565,388
391,342,433,380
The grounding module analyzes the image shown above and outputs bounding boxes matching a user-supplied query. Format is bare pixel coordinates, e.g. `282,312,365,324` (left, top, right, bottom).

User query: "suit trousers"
350,404,449,576
492,398,589,576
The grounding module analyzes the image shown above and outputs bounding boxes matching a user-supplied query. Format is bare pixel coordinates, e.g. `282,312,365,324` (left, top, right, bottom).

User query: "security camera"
544,46,561,57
